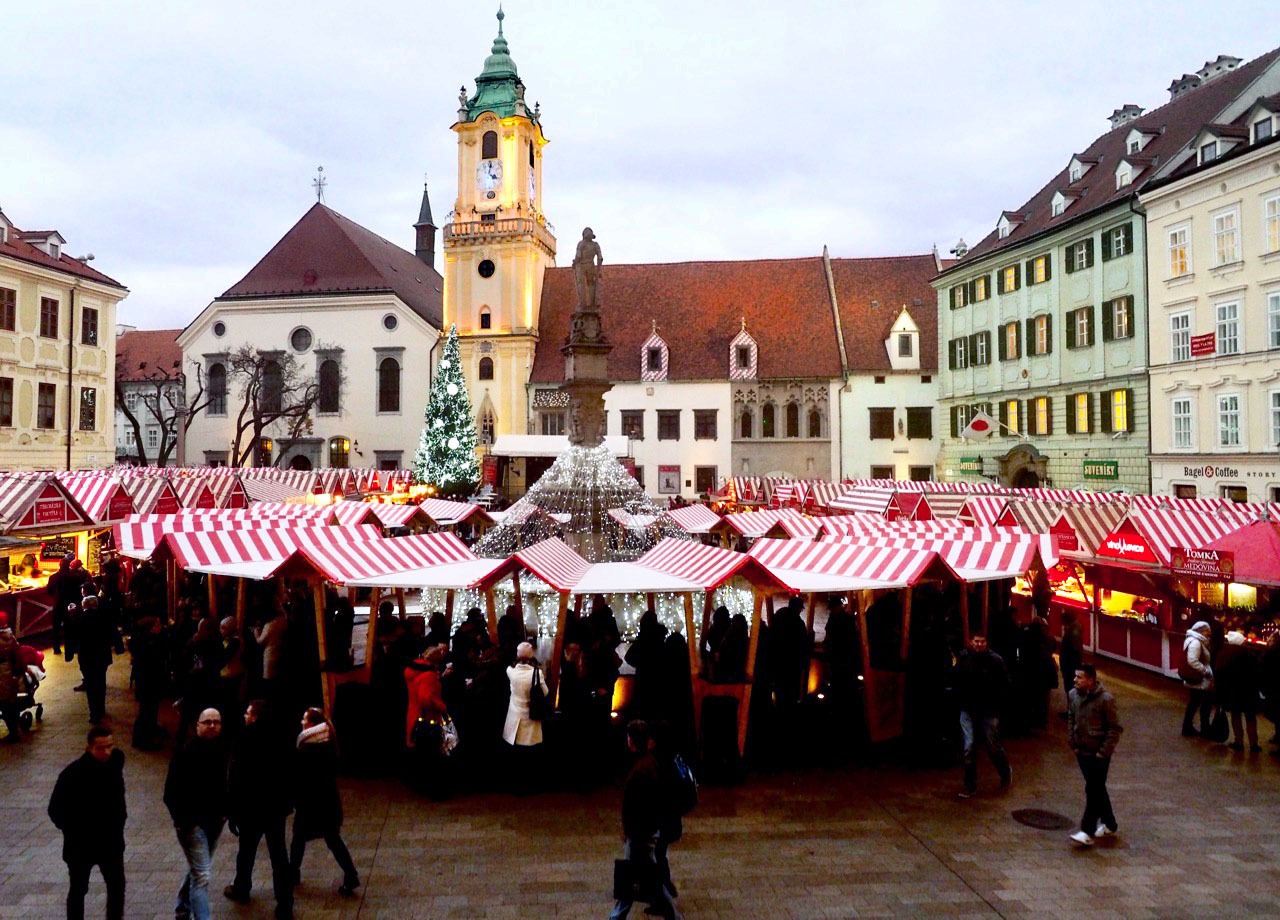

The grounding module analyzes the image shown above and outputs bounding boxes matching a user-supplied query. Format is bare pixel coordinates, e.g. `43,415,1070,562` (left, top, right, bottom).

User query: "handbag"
613,856,656,902
440,716,459,757
1177,660,1201,683
1206,709,1230,743
528,665,554,722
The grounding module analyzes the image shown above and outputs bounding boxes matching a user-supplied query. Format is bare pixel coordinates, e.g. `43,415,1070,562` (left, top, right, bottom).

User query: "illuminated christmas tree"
412,325,480,495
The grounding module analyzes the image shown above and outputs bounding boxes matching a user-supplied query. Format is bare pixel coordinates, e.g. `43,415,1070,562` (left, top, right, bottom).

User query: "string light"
412,325,480,493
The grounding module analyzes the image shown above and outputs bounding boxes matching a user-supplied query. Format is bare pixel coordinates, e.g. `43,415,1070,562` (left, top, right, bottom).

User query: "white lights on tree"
411,324,480,495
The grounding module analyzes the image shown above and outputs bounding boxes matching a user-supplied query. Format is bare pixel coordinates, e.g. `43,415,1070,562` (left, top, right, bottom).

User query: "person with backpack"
651,722,696,903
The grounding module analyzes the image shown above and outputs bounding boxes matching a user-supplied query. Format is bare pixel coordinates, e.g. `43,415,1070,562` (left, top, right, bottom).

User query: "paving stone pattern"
2,654,1279,918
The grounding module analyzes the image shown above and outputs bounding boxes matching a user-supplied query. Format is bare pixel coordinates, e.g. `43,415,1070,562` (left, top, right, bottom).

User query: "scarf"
297,721,331,748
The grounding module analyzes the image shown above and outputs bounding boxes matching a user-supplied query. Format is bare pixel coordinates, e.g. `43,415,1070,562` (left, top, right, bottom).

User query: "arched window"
482,130,498,159
761,403,776,438
318,359,340,413
480,409,496,445
739,408,753,439
808,407,822,438
207,362,226,415
785,403,800,438
478,356,494,380
378,357,400,412
479,308,492,330
261,361,282,414
328,436,350,469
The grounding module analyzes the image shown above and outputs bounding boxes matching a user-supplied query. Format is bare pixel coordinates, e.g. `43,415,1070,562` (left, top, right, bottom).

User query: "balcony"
444,218,556,253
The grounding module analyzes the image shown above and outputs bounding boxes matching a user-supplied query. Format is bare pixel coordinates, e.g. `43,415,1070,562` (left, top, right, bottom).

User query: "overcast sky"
4,1,1275,329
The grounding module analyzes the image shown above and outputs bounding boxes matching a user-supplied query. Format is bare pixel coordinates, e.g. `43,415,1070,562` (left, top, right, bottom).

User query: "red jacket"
404,662,447,747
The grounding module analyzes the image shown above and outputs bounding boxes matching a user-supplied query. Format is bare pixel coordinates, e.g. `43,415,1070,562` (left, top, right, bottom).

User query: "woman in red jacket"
404,647,448,748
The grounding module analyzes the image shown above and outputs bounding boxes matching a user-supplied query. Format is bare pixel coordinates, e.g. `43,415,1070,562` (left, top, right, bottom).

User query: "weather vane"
312,166,327,203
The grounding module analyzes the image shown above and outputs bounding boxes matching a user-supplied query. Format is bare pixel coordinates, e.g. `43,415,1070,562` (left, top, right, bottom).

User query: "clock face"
476,158,502,191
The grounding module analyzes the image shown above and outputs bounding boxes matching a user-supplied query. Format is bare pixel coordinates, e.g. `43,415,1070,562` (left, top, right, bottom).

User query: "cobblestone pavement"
2,653,1279,919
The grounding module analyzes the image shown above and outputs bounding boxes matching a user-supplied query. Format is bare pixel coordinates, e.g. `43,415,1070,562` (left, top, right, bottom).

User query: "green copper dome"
460,8,538,125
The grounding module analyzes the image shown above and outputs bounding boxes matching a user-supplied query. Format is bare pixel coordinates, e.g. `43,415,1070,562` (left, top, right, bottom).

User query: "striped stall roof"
179,504,336,522
635,537,755,590
506,537,593,592
241,477,310,503
328,503,381,527
667,504,722,534
0,475,92,531
1050,503,1128,559
116,517,379,560
824,533,1060,581
152,525,381,575
748,537,948,591
363,503,433,529
57,474,134,524
173,479,218,509
957,496,1011,527
1096,509,1244,567
285,531,477,584
1003,500,1062,534
607,509,661,530
827,488,898,517
820,520,1026,541
921,493,969,519
126,478,183,515
416,498,492,527
805,481,855,512
719,508,821,540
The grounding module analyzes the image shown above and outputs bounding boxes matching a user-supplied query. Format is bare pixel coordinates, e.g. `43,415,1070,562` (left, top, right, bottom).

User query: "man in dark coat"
48,726,127,920
47,553,88,657
609,720,682,920
951,633,1012,798
164,707,229,920
1067,664,1123,846
76,595,123,723
225,700,294,919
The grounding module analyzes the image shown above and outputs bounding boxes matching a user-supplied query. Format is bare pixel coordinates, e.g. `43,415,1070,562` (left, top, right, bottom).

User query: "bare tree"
226,346,330,468
116,357,214,466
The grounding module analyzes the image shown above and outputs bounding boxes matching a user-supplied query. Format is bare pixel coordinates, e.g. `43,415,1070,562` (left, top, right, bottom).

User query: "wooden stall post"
700,592,716,642
959,586,970,646
738,590,766,754
484,588,498,641
981,584,990,634
900,587,913,663
645,592,656,612
805,593,817,633
166,560,177,621
362,587,382,681
765,593,776,628
512,573,524,617
683,593,699,675
207,575,219,620
235,578,247,634
311,581,332,716
548,592,571,698
398,588,409,620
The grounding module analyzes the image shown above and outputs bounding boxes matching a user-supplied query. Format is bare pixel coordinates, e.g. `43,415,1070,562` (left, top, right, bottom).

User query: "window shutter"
1101,229,1114,262
1045,318,1054,354
950,407,959,438
966,280,976,303
1101,390,1113,433
950,286,958,310
947,340,956,370
1122,223,1134,254
1046,399,1055,436
998,327,1008,361
1126,296,1136,336
997,271,1006,295
1123,388,1134,431
968,333,977,365
1066,396,1077,435
1044,254,1053,282
1064,246,1076,274
1025,318,1035,356
1066,312,1078,349
981,331,991,365
1024,259,1035,284
1086,306,1096,346
1102,300,1114,341
1013,263,1021,289
1086,392,1095,433
1085,238,1095,268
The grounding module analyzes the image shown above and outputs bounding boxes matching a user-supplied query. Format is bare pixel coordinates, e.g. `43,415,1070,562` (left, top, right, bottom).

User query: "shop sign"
108,491,134,520
1170,546,1235,580
657,465,681,494
41,536,78,560
1082,460,1119,481
481,455,499,486
1182,464,1240,479
1190,333,1216,357
1097,521,1160,564
959,456,982,473
34,499,67,525
154,493,181,514
1049,518,1080,552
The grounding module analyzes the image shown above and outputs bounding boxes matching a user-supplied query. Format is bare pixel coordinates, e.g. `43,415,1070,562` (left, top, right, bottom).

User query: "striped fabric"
958,496,1010,527
179,504,334,521
921,493,969,519
720,508,820,540
289,532,476,583
241,477,310,503
1051,504,1127,559
827,488,897,517
173,479,217,509
155,525,380,570
509,537,593,592
363,504,433,529
58,474,132,523
819,520,1022,540
824,533,1060,579
634,537,751,590
1098,509,1243,566
748,537,943,590
328,503,380,527
0,475,92,529
805,481,854,512
607,509,661,530
117,518,379,560
416,498,489,526
667,504,722,534
122,478,182,515
1003,500,1062,534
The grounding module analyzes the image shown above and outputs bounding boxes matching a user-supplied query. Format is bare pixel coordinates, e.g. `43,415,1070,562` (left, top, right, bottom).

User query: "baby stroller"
14,645,45,730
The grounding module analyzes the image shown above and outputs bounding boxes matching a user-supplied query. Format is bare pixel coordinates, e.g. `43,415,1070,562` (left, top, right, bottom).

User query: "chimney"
1168,73,1203,101
414,180,436,269
1108,104,1145,129
1196,54,1241,84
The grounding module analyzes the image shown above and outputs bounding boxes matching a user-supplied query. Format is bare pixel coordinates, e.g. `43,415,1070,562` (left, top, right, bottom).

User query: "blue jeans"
959,711,1009,793
610,837,681,920
175,823,222,920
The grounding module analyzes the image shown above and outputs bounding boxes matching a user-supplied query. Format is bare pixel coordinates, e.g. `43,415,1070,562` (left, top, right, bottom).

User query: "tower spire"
414,176,437,269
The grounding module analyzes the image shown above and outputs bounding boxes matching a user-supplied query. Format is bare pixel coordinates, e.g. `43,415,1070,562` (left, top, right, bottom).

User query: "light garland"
412,326,480,494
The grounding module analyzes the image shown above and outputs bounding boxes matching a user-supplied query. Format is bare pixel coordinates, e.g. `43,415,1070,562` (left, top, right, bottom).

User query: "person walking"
75,596,122,724
609,720,682,920
164,707,229,920
48,726,127,920
502,641,549,790
1215,631,1262,752
1181,621,1214,737
47,553,87,657
1066,664,1123,846
290,707,360,897
1057,610,1084,715
225,700,295,919
951,633,1012,798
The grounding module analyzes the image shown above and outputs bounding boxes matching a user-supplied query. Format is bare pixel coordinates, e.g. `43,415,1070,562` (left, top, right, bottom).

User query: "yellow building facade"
443,9,556,449
0,211,127,470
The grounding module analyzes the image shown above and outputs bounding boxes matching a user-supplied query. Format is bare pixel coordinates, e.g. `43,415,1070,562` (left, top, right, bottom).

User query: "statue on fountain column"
572,227,603,309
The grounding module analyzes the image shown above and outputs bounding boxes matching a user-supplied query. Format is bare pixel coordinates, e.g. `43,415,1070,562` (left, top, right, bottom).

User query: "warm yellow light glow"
1227,583,1257,608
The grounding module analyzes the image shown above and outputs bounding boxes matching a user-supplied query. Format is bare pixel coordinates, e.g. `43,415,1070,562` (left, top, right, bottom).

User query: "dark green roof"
460,8,539,126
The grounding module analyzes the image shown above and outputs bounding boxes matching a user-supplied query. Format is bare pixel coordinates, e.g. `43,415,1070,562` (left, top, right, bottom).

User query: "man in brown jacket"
1067,664,1122,846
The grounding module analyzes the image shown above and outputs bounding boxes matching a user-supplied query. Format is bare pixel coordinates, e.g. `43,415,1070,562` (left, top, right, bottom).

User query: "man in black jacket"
164,707,228,920
76,595,122,724
48,726,127,920
951,634,1012,798
224,700,294,919
609,720,682,920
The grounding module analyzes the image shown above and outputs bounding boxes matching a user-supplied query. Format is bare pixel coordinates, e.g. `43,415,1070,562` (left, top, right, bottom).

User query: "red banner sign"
481,455,499,487
34,499,67,525
1190,332,1216,357
108,491,134,520
1170,546,1235,580
1049,518,1080,552
1096,521,1160,564
154,494,180,514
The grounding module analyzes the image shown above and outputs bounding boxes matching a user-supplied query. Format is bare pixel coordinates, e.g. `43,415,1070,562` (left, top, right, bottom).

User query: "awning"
58,474,134,524
666,504,721,534
151,525,380,576
281,532,478,584
635,537,765,590
347,557,509,590
416,498,493,527
1096,509,1242,567
1200,519,1280,588
958,496,1010,527
748,538,949,591
719,508,820,540
824,534,1060,581
114,513,359,559
827,488,898,518
489,434,630,458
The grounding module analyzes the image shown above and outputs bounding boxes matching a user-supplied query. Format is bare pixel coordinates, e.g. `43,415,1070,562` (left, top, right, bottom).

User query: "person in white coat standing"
503,642,549,790
1181,621,1214,737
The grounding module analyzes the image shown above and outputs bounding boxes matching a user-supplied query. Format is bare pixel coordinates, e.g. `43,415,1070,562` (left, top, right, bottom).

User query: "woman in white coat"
1182,620,1214,737
503,642,550,787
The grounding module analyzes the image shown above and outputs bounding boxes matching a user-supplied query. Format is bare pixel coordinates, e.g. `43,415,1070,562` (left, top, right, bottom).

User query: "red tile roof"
218,204,443,327
0,215,125,289
947,46,1280,271
529,254,938,384
830,255,940,372
116,329,183,382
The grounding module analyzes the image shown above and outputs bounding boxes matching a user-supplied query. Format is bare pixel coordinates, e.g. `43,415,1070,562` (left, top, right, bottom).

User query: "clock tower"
444,8,555,446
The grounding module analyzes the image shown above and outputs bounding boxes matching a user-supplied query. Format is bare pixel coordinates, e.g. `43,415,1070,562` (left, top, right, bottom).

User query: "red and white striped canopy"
748,537,948,591
921,493,969,520
153,525,381,576
958,496,1010,527
824,533,1060,581
667,504,722,534
416,498,492,527
284,531,477,584
819,520,1027,541
115,513,349,559
1002,500,1062,534
719,508,820,540
635,537,758,590
127,478,182,515
805,481,854,512
362,503,433,529
502,537,592,592
827,488,898,518
241,477,310,503
0,475,92,532
327,503,381,527
607,508,661,530
1050,503,1127,559
173,479,217,510
58,474,134,524
1096,509,1243,567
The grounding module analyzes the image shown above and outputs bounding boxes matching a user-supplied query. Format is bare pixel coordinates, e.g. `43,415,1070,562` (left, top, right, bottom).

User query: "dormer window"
1254,116,1274,143
49,243,60,260
1125,128,1153,156
1127,139,1140,154
1200,141,1218,163
729,323,757,380
1051,192,1067,217
1066,155,1095,184
1069,165,1081,183
1116,164,1133,188
998,222,1010,240
736,345,751,369
641,326,669,382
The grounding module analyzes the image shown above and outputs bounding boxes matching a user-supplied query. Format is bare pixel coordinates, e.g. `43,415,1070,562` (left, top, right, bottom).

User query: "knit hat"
1226,630,1246,646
